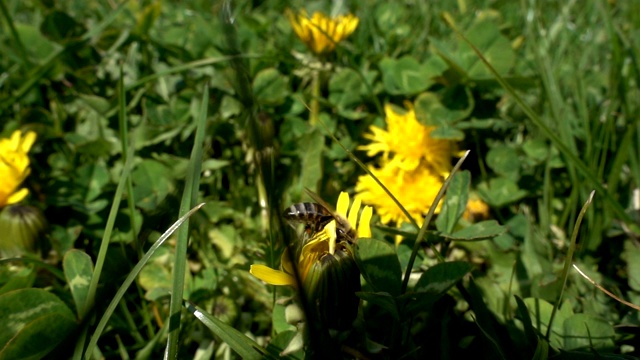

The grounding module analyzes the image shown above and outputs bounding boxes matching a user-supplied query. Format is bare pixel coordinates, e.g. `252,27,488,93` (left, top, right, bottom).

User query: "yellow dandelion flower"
250,192,371,286
0,130,37,208
286,9,359,55
463,196,490,222
355,162,444,231
360,103,454,176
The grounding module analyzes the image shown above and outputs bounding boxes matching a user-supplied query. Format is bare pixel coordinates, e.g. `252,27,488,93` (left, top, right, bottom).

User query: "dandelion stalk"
310,69,321,125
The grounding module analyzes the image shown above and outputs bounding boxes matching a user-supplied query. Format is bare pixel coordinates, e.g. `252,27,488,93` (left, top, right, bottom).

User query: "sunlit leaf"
63,249,93,319
0,289,76,360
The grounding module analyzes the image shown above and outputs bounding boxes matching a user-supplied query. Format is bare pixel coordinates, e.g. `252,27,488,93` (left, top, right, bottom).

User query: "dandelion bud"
303,244,360,330
0,205,46,258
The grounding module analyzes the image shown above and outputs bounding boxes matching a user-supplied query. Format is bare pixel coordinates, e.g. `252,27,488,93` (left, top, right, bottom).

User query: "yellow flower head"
463,196,490,222
356,162,443,228
0,130,37,208
360,103,454,177
286,9,359,55
250,192,372,286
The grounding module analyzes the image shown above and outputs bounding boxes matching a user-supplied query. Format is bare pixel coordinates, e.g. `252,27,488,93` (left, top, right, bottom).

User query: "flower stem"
310,69,320,125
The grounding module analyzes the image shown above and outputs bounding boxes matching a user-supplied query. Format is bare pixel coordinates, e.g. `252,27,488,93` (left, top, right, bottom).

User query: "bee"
283,189,356,245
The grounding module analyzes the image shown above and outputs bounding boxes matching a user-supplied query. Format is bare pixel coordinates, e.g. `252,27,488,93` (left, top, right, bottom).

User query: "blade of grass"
83,203,206,359
164,84,208,358
183,300,269,360
124,55,259,92
544,190,595,340
73,140,135,358
572,264,640,311
0,0,29,66
442,13,635,229
401,150,470,294
118,65,140,256
84,145,134,320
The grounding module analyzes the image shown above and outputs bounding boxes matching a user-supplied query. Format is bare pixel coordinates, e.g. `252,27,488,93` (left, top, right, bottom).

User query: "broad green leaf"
219,95,242,120
374,2,410,37
63,249,94,319
486,145,521,181
253,68,289,105
209,224,238,259
563,314,615,350
356,238,402,296
267,330,303,360
15,24,61,62
431,15,514,80
139,263,172,294
462,19,515,78
296,129,324,193
272,303,296,334
328,67,377,119
78,94,111,115
402,261,472,314
523,297,573,349
0,289,76,360
75,162,111,203
443,220,505,241
415,261,473,291
279,116,307,147
622,239,640,292
414,90,473,128
477,177,527,207
429,126,465,140
184,300,269,360
530,273,563,303
522,139,549,165
356,292,400,320
132,159,173,211
436,170,470,234
0,267,35,296
379,56,446,95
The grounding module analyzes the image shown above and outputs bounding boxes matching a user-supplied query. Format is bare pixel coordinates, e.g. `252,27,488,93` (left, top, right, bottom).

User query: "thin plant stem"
401,150,470,294
545,190,595,340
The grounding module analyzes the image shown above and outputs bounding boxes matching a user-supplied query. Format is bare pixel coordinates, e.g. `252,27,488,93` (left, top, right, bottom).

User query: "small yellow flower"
0,130,37,208
356,162,444,230
286,9,359,55
463,196,490,222
250,192,372,286
360,103,454,177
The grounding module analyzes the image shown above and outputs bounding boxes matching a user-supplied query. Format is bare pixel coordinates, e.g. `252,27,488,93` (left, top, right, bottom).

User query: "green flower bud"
0,205,46,258
303,243,360,330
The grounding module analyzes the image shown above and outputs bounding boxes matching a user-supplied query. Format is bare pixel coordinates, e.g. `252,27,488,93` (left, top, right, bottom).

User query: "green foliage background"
1,0,640,359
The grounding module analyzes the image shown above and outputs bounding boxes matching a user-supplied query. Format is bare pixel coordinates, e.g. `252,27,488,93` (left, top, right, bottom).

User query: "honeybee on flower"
250,192,371,329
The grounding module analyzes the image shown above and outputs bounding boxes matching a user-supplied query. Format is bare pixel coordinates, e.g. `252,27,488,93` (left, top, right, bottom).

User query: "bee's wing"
304,188,352,234
304,188,339,216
